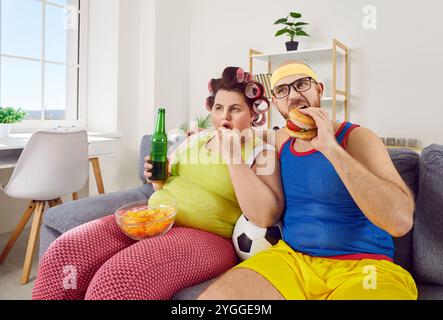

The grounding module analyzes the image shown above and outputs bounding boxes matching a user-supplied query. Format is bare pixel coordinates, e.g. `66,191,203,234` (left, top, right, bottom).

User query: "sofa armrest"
43,184,154,234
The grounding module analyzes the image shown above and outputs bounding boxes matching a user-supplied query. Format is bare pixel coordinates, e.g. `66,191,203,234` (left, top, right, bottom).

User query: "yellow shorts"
235,240,418,300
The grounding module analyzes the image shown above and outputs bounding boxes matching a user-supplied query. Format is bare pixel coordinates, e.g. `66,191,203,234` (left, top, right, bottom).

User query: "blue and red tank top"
279,122,395,261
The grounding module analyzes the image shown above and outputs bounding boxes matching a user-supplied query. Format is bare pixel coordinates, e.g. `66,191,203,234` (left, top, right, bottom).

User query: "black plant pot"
285,41,299,51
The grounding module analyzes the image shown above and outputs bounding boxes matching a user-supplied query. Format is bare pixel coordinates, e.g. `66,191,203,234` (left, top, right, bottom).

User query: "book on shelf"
253,73,273,99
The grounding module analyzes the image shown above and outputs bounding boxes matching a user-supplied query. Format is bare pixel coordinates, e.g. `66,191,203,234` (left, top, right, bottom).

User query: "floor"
0,228,38,300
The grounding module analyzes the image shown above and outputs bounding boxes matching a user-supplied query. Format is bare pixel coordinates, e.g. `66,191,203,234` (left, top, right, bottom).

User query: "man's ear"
317,82,325,98
271,96,277,108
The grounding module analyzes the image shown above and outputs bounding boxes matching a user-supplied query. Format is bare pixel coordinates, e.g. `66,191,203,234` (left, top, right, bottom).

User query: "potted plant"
180,114,213,135
274,11,310,51
167,114,213,144
0,107,27,138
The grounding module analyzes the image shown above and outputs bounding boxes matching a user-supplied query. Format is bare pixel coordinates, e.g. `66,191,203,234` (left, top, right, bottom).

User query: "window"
0,0,87,127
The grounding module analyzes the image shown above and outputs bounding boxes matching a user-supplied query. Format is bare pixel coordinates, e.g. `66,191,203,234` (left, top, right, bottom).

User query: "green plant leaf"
180,114,212,132
296,30,310,37
275,28,293,37
274,18,287,24
293,22,309,27
0,106,27,123
180,122,189,132
198,114,212,129
290,12,302,18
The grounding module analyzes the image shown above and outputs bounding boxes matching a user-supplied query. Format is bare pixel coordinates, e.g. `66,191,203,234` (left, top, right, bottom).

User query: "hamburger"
285,108,318,140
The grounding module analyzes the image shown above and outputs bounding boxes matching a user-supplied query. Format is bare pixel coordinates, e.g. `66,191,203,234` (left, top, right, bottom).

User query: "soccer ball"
232,214,283,261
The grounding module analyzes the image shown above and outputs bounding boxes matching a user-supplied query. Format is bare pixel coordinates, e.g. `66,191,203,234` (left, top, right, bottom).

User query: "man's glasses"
271,77,316,99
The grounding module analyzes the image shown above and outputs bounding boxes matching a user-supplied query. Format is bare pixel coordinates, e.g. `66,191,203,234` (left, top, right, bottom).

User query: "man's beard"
283,101,311,119
281,98,321,119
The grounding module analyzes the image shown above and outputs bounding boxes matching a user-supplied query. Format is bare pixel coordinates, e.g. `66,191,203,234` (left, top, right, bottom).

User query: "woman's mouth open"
221,121,233,130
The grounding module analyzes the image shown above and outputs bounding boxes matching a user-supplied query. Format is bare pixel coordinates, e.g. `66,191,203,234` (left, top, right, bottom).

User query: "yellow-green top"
153,130,271,238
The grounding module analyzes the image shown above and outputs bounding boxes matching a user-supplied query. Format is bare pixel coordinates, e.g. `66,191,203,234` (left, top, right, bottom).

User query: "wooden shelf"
386,146,422,152
251,47,345,65
322,96,345,103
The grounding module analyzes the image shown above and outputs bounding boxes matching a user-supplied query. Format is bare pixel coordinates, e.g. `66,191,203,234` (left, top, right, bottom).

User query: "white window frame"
0,0,89,132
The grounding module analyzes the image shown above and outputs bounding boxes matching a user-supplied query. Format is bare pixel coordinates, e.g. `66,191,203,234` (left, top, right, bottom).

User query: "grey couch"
39,135,443,300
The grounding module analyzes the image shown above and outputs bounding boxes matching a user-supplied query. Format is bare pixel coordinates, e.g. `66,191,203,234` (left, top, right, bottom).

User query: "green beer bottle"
150,108,168,181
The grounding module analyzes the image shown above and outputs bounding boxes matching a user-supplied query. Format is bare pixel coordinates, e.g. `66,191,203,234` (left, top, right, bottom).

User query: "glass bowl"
115,200,176,241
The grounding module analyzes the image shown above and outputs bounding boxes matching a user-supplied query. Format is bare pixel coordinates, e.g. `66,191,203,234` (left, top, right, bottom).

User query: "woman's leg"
85,227,238,300
32,215,135,300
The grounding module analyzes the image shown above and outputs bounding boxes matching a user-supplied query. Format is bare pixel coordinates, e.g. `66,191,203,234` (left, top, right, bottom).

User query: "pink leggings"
32,215,237,300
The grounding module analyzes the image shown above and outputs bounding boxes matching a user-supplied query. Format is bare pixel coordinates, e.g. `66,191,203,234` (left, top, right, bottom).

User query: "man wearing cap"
198,61,418,300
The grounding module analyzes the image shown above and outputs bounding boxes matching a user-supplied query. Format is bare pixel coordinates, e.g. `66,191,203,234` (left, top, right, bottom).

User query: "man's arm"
299,107,414,238
324,127,414,237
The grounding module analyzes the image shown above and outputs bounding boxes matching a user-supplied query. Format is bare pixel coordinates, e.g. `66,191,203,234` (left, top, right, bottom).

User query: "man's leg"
198,267,284,300
328,280,417,300
326,260,418,300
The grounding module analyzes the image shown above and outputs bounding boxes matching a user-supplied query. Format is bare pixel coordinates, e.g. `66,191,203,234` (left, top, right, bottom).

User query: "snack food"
285,108,318,140
116,202,176,240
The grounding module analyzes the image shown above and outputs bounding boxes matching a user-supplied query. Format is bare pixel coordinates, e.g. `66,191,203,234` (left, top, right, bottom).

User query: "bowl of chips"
115,198,176,241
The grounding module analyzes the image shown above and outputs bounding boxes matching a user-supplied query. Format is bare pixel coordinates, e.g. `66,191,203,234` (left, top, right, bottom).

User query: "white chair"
0,129,89,284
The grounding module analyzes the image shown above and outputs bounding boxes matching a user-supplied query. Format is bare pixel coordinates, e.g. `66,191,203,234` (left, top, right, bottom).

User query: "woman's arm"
227,148,285,228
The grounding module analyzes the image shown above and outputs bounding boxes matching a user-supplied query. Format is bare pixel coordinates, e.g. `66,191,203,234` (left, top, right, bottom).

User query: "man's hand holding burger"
290,107,339,156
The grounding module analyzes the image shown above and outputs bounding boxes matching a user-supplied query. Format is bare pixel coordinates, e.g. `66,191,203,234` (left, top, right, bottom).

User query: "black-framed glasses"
271,77,316,99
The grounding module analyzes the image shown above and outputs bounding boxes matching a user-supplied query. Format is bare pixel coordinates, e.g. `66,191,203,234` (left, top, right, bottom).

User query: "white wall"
87,0,193,195
87,0,120,134
154,0,191,131
85,0,157,194
87,0,192,195
189,0,443,147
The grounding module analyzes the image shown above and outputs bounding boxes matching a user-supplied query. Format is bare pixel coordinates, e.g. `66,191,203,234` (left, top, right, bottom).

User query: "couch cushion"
413,144,443,286
387,148,420,273
138,135,152,184
172,278,216,300
417,284,443,300
43,185,153,234
388,148,420,196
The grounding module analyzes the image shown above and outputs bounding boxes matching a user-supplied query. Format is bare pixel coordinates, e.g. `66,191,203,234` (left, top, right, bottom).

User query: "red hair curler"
253,99,270,114
253,113,267,127
236,67,245,83
245,82,262,99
